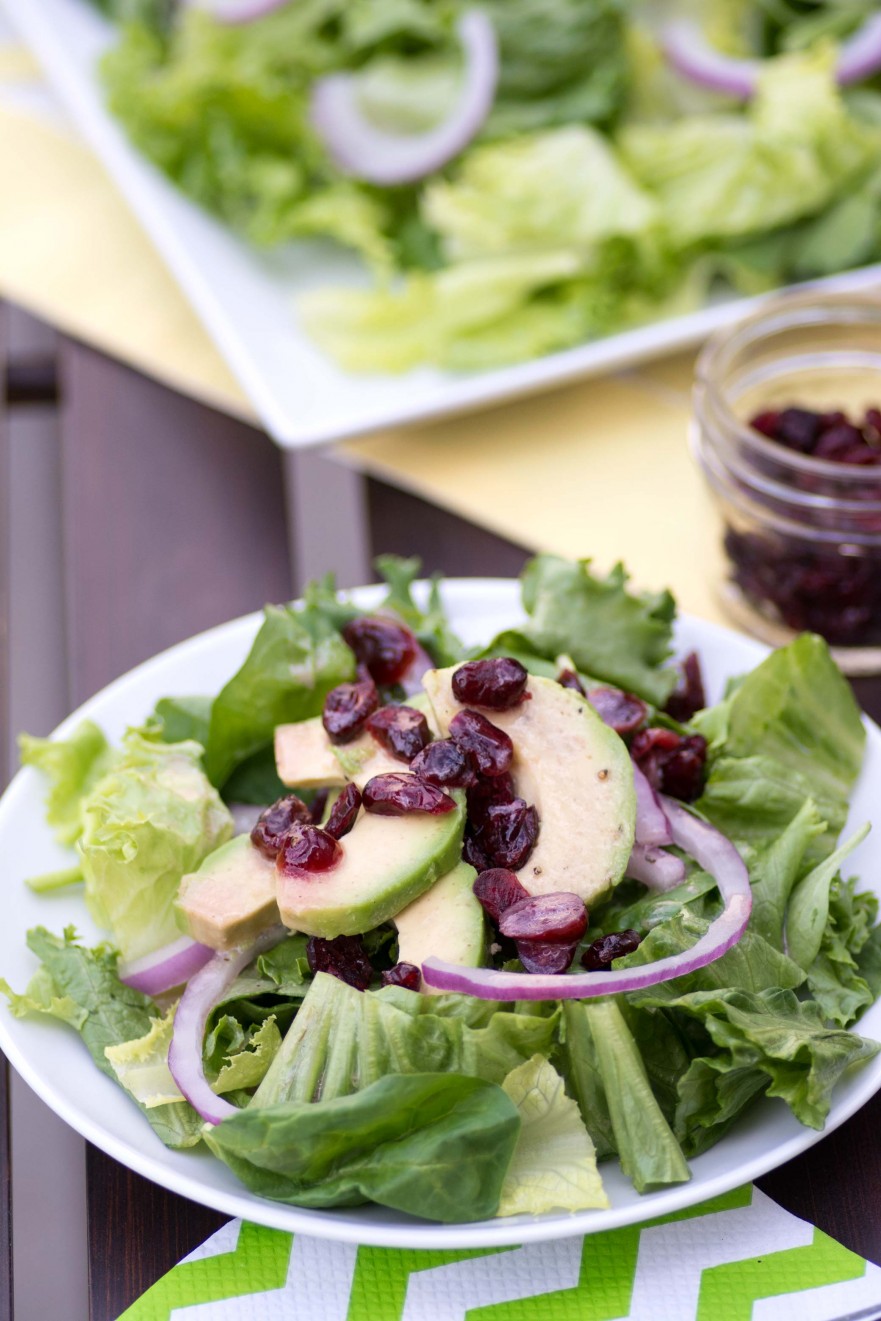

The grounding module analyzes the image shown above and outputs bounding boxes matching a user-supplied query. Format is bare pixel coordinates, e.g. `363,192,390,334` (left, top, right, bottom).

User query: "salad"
3,554,881,1225
88,0,881,372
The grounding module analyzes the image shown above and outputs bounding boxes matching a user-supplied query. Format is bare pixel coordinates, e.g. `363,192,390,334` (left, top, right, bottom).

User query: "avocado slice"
176,835,280,951
276,790,466,938
423,668,635,905
394,860,483,993
275,717,403,789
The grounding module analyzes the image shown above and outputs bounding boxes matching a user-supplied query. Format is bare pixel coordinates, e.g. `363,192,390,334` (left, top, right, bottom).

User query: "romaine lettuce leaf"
497,1055,608,1216
80,734,232,961
205,1072,520,1221
19,720,115,847
204,601,355,789
806,877,881,1027
1,927,204,1149
747,799,825,949
511,554,678,705
785,826,870,972
207,1015,283,1095
104,1002,184,1108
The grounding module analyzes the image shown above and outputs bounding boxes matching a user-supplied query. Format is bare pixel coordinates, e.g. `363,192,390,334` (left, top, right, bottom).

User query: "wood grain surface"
6,329,881,1317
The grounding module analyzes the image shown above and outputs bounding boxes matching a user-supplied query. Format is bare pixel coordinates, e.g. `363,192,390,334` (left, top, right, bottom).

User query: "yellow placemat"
0,41,724,622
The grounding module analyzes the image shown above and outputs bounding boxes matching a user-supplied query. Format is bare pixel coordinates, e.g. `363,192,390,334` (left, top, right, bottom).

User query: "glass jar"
692,293,881,675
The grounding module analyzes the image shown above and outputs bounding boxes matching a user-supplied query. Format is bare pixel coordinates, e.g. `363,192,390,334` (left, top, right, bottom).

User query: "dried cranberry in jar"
517,939,578,975
450,710,513,777
663,652,707,723
410,738,475,788
324,784,361,840
362,772,457,816
472,868,530,925
476,799,539,870
381,962,421,991
322,678,379,744
452,658,528,711
277,825,343,876
366,705,431,762
631,728,707,802
306,934,373,990
580,929,642,970
587,686,648,736
342,615,418,686
250,794,311,860
498,892,587,944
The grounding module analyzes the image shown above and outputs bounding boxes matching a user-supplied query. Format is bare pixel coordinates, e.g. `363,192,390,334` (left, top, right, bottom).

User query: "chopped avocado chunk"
394,860,483,993
277,791,466,938
275,718,347,790
424,668,635,905
176,836,279,951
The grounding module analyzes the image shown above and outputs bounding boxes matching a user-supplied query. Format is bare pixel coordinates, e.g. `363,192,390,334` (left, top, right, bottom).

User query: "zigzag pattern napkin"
120,1186,881,1321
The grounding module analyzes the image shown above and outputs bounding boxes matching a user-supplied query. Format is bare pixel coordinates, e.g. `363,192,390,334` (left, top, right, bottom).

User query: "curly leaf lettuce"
80,734,232,961
19,720,115,847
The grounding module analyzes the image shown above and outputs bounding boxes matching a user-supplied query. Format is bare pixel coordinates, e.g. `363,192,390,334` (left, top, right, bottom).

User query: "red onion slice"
626,843,685,892
118,936,214,997
422,801,751,1000
185,0,289,25
662,16,881,99
633,764,672,847
310,11,499,185
168,925,287,1125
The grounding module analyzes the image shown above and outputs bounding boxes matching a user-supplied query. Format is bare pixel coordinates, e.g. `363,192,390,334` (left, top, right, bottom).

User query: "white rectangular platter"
7,0,881,448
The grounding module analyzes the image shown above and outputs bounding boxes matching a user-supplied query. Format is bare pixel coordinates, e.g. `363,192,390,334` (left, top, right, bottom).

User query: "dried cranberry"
463,829,492,873
664,652,707,723
381,961,421,991
452,658,528,711
324,784,361,840
362,772,457,816
276,825,343,876
306,934,373,990
342,615,418,686
309,788,330,825
775,407,823,453
466,772,515,824
517,939,578,975
813,422,868,462
450,710,513,778
581,929,642,970
750,409,780,439
410,738,475,788
588,686,648,736
476,799,539,870
557,668,586,696
631,728,707,802
473,868,530,924
322,679,379,745
250,794,311,860
366,705,431,762
499,892,587,943
865,407,881,443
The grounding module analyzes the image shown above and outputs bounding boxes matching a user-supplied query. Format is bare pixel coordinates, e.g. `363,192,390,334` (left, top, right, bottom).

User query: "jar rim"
695,291,881,485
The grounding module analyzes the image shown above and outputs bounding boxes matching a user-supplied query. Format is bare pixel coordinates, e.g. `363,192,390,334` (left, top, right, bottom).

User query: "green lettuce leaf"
637,985,880,1152
747,799,825,949
204,601,355,788
1,927,203,1148
808,875,881,1027
510,554,678,705
80,734,232,961
497,1055,607,1216
785,825,871,972
207,1015,283,1094
19,720,115,847
372,554,465,668
253,972,559,1107
560,998,690,1192
104,1002,184,1108
205,1072,520,1221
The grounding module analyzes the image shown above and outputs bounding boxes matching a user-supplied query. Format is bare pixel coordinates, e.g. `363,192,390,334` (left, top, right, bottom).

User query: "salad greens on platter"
5,553,881,1225
88,0,881,372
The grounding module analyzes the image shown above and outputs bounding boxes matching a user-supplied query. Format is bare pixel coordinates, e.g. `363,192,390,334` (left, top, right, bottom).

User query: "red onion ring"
168,925,287,1125
626,843,686,892
422,801,751,1000
661,15,881,99
633,764,672,847
309,11,499,185
185,0,289,25
118,936,215,997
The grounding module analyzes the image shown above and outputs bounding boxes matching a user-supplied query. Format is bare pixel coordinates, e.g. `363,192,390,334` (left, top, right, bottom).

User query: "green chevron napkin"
120,1185,881,1321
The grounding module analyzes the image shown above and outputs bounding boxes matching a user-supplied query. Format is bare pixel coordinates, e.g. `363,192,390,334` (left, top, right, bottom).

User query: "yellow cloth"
0,44,726,621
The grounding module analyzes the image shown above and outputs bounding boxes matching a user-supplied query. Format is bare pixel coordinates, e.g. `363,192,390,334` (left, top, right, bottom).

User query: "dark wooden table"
3,307,881,1319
